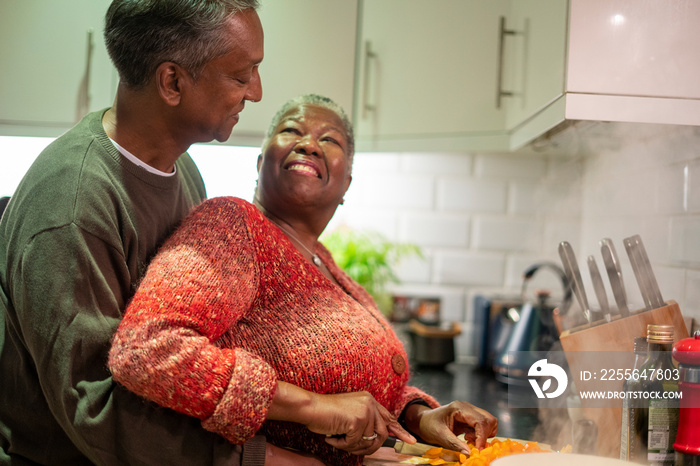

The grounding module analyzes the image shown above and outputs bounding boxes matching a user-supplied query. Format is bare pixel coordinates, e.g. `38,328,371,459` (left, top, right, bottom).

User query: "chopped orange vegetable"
414,438,569,465
424,447,444,458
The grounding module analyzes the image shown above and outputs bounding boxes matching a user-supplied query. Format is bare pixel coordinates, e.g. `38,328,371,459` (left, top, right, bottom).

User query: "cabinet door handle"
75,28,94,123
496,16,520,108
362,40,377,119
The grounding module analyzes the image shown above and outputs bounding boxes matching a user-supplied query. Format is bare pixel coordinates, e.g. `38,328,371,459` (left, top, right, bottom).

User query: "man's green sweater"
0,110,265,465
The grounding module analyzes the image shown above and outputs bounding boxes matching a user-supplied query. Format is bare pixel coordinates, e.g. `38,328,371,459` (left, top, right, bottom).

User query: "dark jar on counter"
620,336,648,463
642,325,679,466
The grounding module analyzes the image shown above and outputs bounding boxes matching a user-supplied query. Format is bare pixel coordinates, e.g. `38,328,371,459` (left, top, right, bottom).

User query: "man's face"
183,9,264,144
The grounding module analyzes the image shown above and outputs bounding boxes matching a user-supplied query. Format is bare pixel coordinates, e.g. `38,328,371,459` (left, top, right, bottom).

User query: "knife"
382,437,462,462
629,235,665,309
623,236,653,311
558,241,592,326
587,255,612,323
599,238,630,317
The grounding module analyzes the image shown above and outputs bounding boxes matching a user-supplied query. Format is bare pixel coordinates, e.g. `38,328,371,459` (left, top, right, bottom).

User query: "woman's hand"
265,443,326,465
311,391,415,456
403,401,498,452
267,382,415,456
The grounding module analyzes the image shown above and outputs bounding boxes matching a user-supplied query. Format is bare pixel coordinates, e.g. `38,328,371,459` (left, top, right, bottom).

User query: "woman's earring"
340,198,345,205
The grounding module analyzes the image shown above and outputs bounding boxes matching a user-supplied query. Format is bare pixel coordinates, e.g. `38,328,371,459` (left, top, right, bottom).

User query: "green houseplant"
321,228,422,315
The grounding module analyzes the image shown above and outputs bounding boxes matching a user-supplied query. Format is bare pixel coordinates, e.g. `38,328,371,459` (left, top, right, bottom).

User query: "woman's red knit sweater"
108,197,438,465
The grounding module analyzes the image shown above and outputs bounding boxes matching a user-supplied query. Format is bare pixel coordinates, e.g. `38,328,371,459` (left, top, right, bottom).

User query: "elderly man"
0,1,290,465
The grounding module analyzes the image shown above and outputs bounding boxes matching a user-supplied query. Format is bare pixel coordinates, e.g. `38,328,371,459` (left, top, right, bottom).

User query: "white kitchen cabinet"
0,0,117,137
227,0,358,148
501,0,568,132
354,0,512,153
512,0,700,149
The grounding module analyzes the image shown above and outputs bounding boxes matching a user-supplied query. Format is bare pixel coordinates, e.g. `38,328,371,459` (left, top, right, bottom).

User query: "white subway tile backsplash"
656,163,688,214
668,216,700,266
685,159,700,213
509,183,538,215
434,251,505,287
347,173,434,209
547,158,584,183
543,220,581,254
472,217,541,252
474,154,547,179
352,152,401,174
654,265,686,310
326,206,399,240
393,254,432,284
684,269,700,319
399,213,469,248
437,178,507,213
400,153,472,175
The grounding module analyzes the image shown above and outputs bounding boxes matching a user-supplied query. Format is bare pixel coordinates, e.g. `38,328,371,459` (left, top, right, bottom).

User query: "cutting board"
363,438,552,465
363,447,412,465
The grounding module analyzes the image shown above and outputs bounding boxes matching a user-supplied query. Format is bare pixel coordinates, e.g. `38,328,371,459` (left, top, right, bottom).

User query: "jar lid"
672,331,700,365
647,324,674,344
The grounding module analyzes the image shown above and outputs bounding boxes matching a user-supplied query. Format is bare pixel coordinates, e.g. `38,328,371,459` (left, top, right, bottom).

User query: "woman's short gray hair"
105,0,259,89
263,94,355,162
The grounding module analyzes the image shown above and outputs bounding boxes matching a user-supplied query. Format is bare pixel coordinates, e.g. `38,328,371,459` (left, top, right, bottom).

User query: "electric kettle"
492,261,572,384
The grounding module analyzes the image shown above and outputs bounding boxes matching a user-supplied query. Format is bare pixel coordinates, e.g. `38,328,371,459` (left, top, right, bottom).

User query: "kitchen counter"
359,363,553,464
408,363,543,441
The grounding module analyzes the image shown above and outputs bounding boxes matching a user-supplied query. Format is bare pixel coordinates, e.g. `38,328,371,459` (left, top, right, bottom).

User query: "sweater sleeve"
109,198,278,444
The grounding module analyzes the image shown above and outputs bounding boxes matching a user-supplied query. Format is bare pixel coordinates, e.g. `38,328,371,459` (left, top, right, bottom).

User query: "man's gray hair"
105,0,260,89
264,94,355,162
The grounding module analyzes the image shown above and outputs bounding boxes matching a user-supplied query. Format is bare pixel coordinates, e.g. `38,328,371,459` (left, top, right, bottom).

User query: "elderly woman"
108,94,497,465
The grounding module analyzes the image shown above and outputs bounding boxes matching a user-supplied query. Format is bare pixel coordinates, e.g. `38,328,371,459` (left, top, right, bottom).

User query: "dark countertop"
407,363,546,442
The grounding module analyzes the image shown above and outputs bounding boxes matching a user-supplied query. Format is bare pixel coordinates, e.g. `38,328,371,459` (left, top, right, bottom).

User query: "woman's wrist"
401,402,431,436
266,381,316,424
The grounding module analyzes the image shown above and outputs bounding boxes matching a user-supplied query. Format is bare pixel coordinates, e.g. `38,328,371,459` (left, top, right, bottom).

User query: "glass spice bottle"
620,336,648,463
641,325,680,466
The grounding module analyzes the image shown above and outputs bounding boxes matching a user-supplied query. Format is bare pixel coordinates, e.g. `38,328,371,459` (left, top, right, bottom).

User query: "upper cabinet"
227,0,358,148
4,1,699,152
564,0,700,125
513,0,700,148
353,0,570,153
0,0,117,137
354,0,511,153
501,0,568,131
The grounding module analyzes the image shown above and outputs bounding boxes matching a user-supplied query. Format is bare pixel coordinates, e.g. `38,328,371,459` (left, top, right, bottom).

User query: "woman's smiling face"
256,104,352,214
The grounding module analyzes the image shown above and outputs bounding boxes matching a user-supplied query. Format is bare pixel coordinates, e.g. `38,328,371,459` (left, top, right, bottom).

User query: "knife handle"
630,235,665,309
587,255,611,322
600,238,629,317
382,436,398,450
624,236,653,311
558,241,591,325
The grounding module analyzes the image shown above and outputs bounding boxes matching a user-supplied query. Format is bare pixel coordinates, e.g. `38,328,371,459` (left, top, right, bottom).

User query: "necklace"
269,219,322,267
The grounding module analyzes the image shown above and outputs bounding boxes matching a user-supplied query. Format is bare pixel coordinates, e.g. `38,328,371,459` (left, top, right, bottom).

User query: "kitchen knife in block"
623,236,653,311
629,234,665,309
600,238,630,317
558,241,592,325
587,255,612,322
382,437,461,462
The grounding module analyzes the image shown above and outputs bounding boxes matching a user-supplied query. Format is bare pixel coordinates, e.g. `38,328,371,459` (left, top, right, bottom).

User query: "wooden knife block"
558,300,688,458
